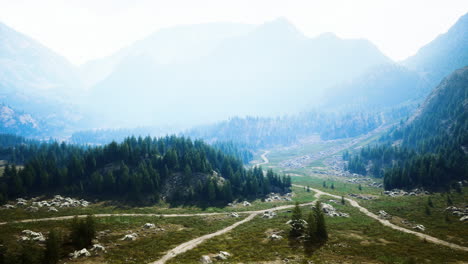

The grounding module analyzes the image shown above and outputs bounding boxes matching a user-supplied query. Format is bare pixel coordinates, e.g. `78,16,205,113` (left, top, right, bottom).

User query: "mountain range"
0,13,467,135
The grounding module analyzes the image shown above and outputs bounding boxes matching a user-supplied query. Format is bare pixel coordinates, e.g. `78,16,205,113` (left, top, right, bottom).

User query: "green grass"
0,215,243,264
0,187,315,223
169,198,468,263
359,189,468,247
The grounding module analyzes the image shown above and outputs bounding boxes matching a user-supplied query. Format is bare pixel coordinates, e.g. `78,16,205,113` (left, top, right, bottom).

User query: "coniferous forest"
0,134,291,205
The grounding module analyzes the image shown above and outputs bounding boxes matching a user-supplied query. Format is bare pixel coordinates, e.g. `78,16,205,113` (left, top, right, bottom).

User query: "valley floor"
1,130,468,263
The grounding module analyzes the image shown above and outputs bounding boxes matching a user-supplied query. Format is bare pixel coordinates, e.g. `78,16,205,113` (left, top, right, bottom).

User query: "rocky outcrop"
69,248,91,259
321,203,349,217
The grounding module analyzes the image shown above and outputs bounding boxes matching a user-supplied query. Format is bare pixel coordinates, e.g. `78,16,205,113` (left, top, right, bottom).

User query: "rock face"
121,233,138,241
321,203,349,217
69,248,91,258
20,230,45,242
200,255,212,264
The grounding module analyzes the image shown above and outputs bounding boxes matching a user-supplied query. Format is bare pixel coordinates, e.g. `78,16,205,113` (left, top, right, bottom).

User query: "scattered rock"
269,234,283,240
26,206,39,212
229,212,240,218
20,230,45,242
215,251,231,260
69,248,91,258
143,223,156,229
91,244,106,253
200,255,212,263
262,210,277,219
413,224,425,232
48,207,58,212
321,203,349,217
121,233,138,241
378,210,390,219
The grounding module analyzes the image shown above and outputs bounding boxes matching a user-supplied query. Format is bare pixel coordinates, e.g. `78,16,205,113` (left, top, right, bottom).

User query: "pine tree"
313,201,328,241
341,196,345,205
43,230,61,264
305,212,317,242
289,202,305,238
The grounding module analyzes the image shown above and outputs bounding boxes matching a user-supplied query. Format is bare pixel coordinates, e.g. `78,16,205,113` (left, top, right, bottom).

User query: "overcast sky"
1,0,467,65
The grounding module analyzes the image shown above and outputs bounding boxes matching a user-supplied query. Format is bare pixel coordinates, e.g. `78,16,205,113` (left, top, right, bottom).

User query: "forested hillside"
0,135,290,204
187,108,412,149
345,67,468,190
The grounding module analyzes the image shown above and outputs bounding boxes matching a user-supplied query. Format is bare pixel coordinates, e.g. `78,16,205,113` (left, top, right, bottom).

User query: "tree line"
0,134,291,204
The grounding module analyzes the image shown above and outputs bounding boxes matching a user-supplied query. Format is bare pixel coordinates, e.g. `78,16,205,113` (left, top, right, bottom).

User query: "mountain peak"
254,17,303,38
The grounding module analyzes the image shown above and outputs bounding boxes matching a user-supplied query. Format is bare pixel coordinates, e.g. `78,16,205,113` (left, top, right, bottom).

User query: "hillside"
0,135,291,205
345,67,468,190
403,12,468,88
323,63,428,110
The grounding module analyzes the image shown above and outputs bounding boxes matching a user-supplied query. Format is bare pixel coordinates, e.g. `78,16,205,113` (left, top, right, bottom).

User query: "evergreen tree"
313,201,328,241
289,202,305,238
43,229,61,264
305,212,317,242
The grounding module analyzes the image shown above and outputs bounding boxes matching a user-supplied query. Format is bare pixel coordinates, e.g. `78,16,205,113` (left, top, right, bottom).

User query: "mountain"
0,22,86,134
323,63,429,110
85,18,391,127
79,22,255,87
403,12,468,87
0,104,39,136
345,66,468,190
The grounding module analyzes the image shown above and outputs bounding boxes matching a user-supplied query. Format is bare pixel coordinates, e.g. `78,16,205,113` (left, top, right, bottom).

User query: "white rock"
200,255,212,263
20,230,45,242
70,248,91,258
26,206,39,212
91,244,106,253
262,211,277,219
229,212,240,218
215,251,231,260
143,223,156,229
121,233,138,241
3,204,16,209
413,224,425,231
242,201,251,207
48,207,58,212
269,234,283,240
460,215,468,222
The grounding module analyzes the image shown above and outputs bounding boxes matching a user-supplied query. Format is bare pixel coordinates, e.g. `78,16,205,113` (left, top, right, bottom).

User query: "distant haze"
0,0,467,65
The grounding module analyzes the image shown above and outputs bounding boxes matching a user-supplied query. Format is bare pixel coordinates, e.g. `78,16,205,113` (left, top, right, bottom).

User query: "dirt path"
293,184,468,252
149,193,321,264
253,150,270,167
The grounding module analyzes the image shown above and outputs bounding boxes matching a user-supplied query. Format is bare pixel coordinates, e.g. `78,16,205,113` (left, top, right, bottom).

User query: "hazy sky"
1,0,467,65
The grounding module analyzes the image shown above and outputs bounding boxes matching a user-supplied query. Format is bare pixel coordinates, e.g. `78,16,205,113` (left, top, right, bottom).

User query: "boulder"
143,223,156,229
269,234,283,240
262,211,277,219
3,204,16,209
413,224,425,231
121,233,138,241
242,201,251,207
26,206,39,212
200,255,212,263
378,210,390,219
460,215,468,222
48,207,58,212
69,248,91,259
229,212,240,218
91,244,106,253
215,251,231,260
20,230,45,242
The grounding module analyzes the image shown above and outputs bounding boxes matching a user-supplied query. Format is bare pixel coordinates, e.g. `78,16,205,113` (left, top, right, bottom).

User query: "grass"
358,189,468,247
169,198,468,263
0,187,314,222
0,215,243,264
